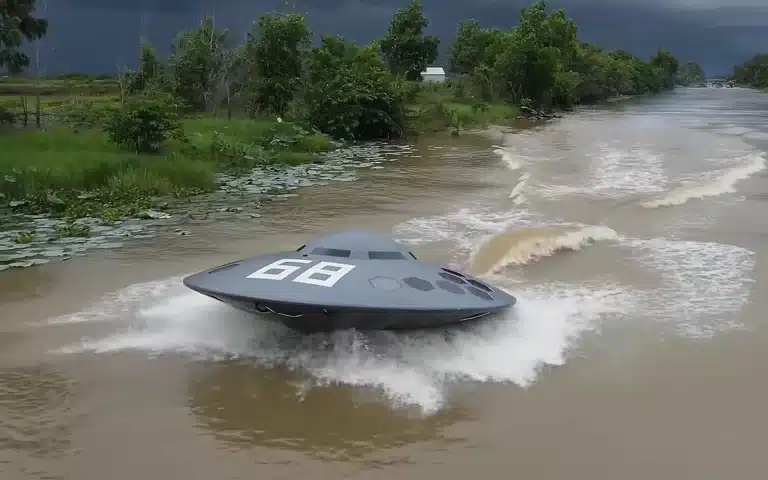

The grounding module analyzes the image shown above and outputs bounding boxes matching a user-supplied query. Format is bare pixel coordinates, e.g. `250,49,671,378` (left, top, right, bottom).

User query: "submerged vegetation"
729,54,768,91
1,0,685,229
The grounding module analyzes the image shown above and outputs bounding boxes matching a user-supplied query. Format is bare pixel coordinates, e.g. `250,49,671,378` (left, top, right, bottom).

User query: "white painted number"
246,258,311,280
246,258,355,288
293,261,356,287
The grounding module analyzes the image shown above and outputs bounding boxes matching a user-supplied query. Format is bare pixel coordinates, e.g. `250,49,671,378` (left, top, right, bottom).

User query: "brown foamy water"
1,88,767,479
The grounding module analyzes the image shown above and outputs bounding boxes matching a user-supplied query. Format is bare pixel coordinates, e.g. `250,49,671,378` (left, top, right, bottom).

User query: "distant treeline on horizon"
1,2,760,83
0,8,748,79
0,72,734,81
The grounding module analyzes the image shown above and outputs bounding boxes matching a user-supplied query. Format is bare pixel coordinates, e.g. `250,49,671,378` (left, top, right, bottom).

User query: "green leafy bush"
102,94,183,153
303,36,407,140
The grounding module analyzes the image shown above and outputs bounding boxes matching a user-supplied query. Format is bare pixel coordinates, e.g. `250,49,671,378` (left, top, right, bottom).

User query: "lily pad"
41,247,70,257
89,241,125,250
0,140,422,272
4,258,50,269
46,193,65,205
139,210,172,220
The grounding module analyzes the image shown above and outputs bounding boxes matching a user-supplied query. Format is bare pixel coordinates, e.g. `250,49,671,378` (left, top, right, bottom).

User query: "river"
1,87,766,479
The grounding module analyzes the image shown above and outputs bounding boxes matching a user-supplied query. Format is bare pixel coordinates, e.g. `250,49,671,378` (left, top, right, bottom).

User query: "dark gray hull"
187,287,512,333
182,230,517,333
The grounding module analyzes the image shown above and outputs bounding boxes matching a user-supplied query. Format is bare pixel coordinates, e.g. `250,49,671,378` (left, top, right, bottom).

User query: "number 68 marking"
246,258,355,288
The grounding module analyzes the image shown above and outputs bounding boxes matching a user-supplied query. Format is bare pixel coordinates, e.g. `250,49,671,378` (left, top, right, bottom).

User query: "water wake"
469,225,619,275
623,237,756,337
394,205,756,341
641,152,765,208
49,276,628,414
492,146,523,172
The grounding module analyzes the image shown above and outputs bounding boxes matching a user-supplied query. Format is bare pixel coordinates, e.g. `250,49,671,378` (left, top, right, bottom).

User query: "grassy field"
406,84,521,133
0,76,120,96
0,76,521,223
0,111,333,220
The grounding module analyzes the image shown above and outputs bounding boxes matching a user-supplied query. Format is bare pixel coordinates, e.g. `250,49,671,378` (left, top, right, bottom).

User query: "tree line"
729,54,768,90
3,0,696,142
676,61,706,87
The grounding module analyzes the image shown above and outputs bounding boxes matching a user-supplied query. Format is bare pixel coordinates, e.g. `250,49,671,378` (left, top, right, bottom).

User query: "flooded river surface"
2,88,767,479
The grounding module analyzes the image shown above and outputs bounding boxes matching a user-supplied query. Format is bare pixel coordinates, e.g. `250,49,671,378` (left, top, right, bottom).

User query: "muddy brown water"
2,87,767,479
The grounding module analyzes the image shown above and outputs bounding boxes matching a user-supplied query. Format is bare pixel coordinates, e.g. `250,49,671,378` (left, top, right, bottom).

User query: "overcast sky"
29,0,768,76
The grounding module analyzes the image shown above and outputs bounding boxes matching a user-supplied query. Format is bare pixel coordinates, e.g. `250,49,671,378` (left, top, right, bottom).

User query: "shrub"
0,106,15,125
102,94,183,153
303,36,407,140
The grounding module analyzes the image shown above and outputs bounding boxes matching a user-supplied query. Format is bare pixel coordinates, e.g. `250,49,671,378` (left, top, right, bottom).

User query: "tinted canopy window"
368,251,405,260
311,247,351,257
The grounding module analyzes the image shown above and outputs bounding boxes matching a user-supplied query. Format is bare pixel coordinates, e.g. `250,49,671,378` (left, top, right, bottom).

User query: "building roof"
422,66,445,75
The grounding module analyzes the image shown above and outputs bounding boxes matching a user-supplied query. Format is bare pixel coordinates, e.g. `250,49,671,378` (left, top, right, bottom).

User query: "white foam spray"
395,205,755,342
508,172,529,204
50,277,630,414
536,146,669,199
394,204,535,250
492,146,523,171
620,237,756,337
641,153,766,208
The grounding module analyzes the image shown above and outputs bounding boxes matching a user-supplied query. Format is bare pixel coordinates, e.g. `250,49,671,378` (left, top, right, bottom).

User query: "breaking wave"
469,225,619,275
641,152,765,208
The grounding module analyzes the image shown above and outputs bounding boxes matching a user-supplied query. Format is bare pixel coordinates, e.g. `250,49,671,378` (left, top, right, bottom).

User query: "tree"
303,36,407,140
651,48,679,89
241,13,312,116
448,20,510,101
168,14,232,112
446,1,677,110
123,39,165,96
449,20,509,75
729,54,768,90
0,0,48,73
492,1,576,107
676,60,706,86
450,20,483,75
380,0,439,81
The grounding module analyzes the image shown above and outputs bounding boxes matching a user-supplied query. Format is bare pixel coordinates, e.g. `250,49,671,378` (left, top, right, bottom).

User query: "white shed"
421,66,446,83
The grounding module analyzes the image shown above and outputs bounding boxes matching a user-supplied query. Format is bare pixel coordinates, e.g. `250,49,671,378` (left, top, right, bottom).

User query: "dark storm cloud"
31,0,768,76
50,0,203,13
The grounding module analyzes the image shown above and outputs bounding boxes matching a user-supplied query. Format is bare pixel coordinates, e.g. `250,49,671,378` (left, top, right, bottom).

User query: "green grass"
0,127,217,218
0,80,514,221
0,77,120,96
1,129,148,197
443,100,521,124
182,116,331,150
0,115,334,220
406,83,521,133
0,93,120,108
0,117,331,196
180,116,332,170
183,116,280,139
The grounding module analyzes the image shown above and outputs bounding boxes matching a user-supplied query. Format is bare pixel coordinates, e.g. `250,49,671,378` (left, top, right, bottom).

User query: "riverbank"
0,79,652,272
0,83,528,271
0,136,426,271
0,113,335,218
0,78,524,223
